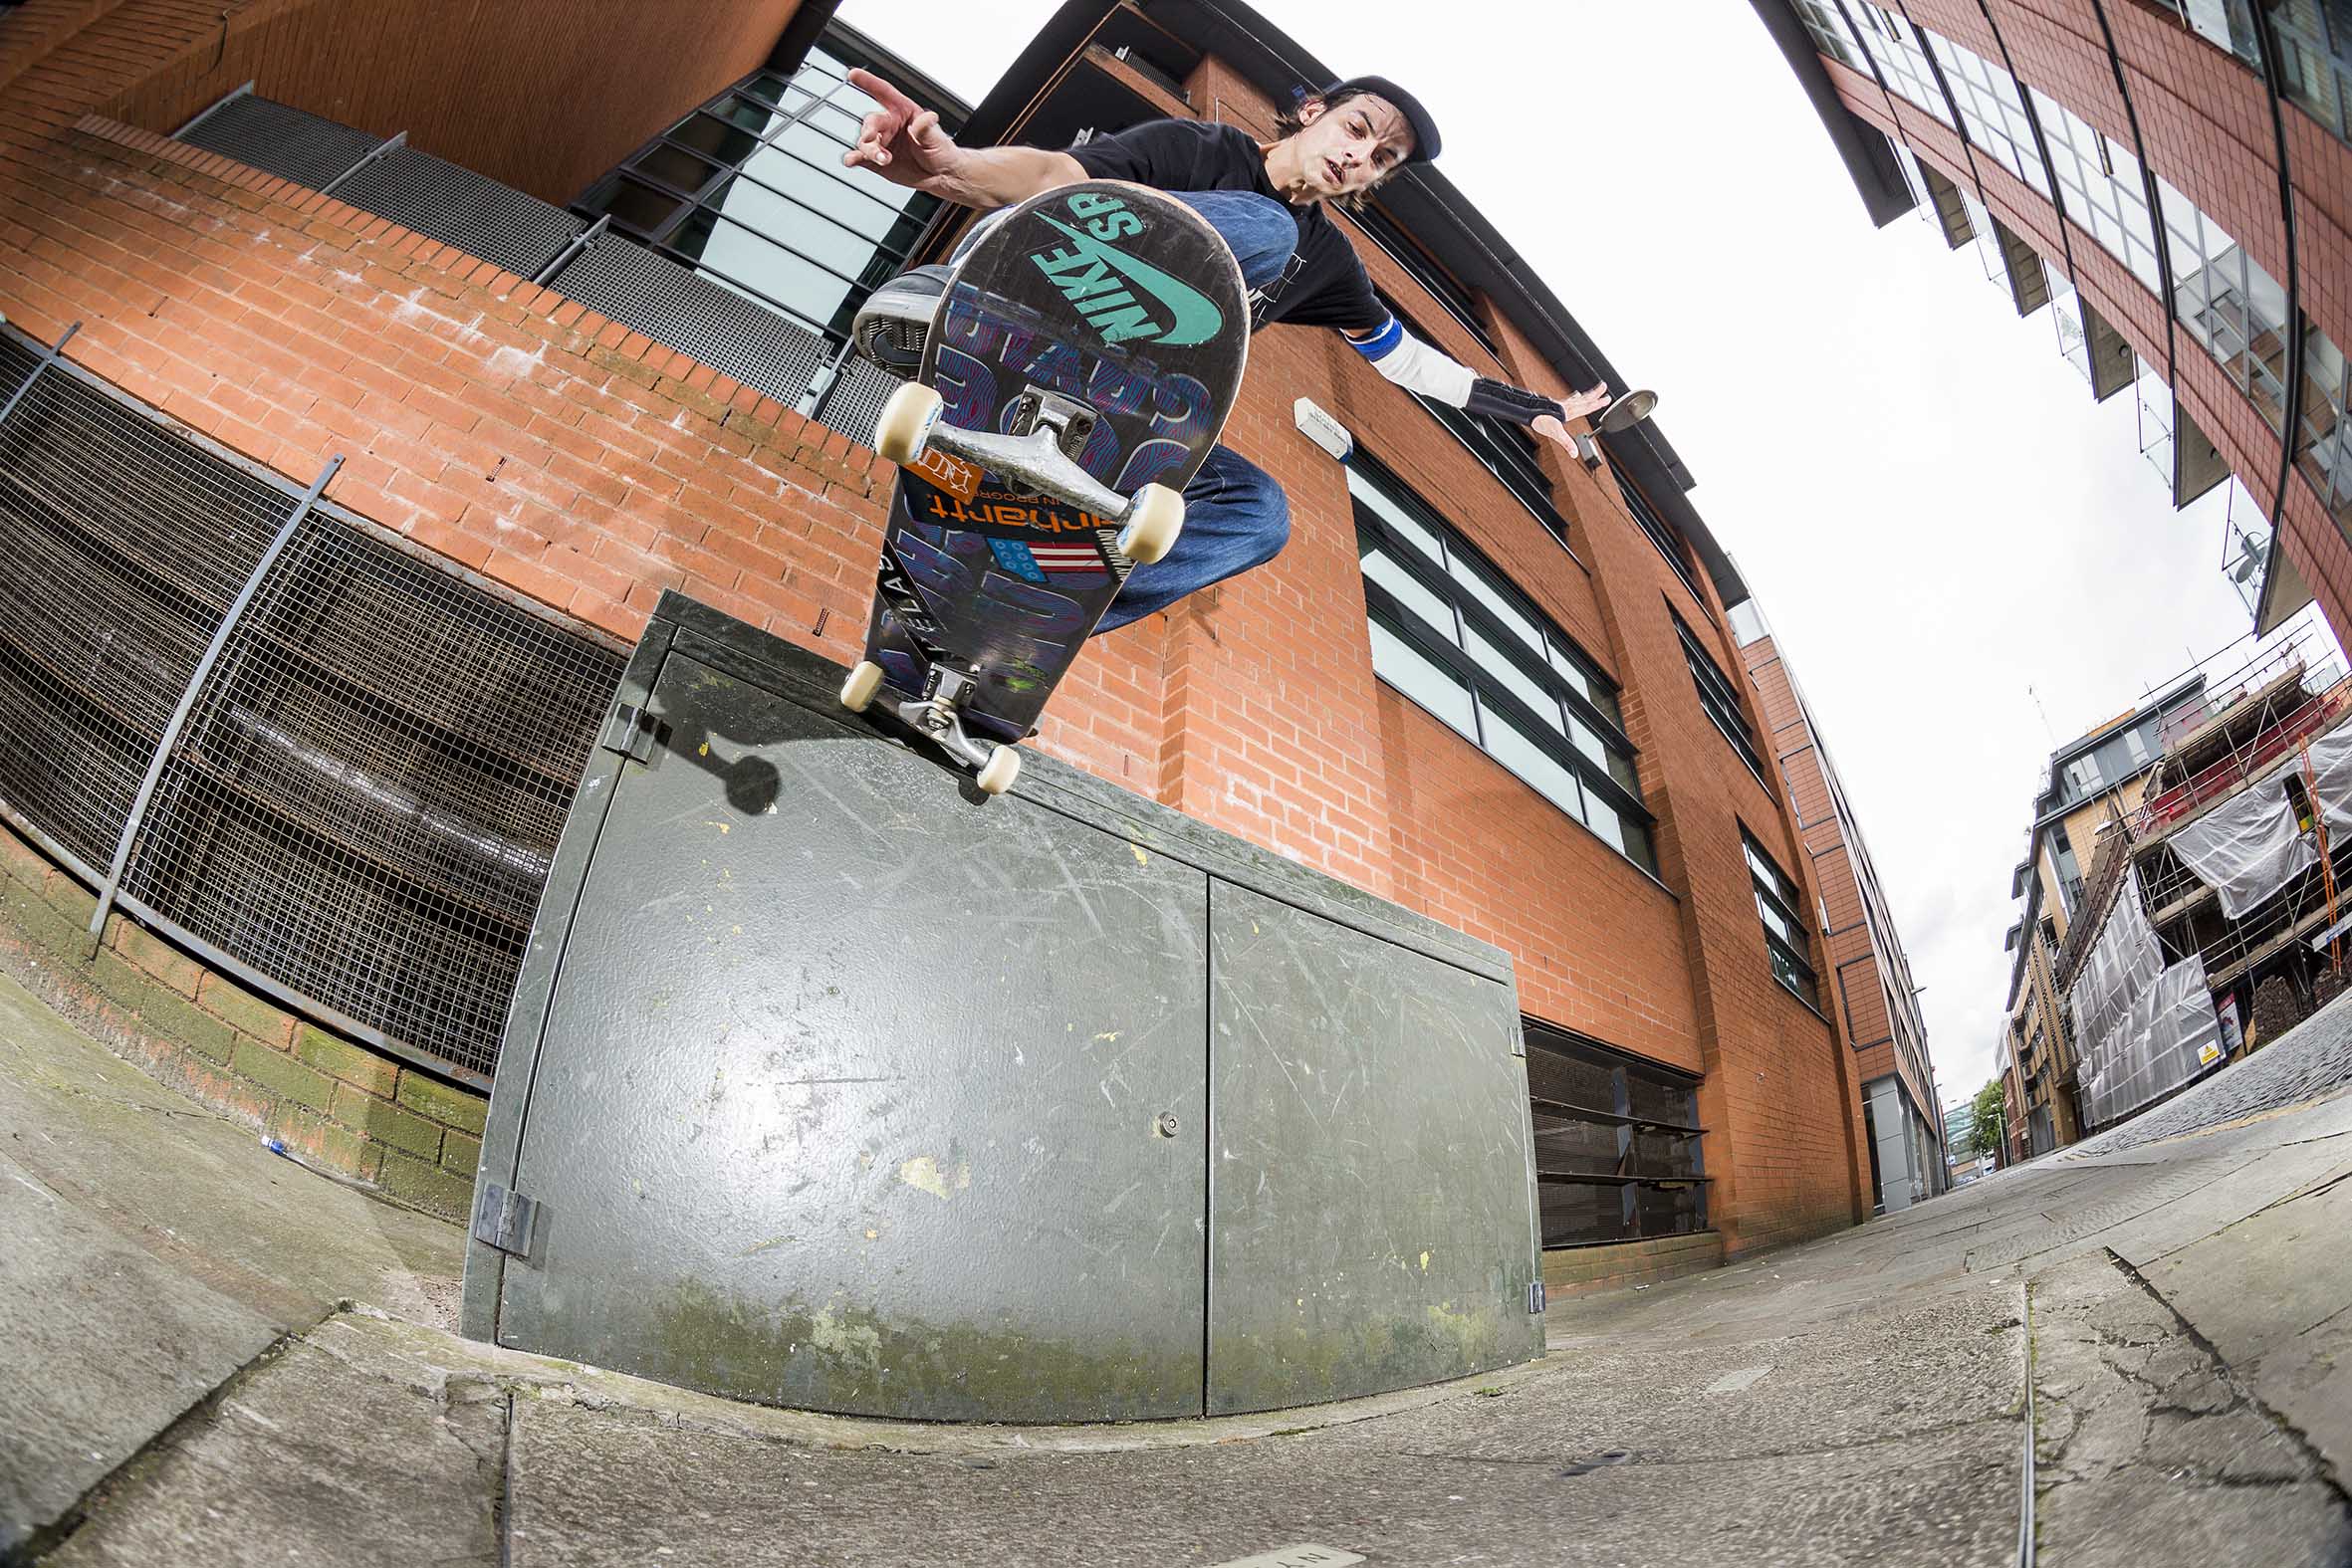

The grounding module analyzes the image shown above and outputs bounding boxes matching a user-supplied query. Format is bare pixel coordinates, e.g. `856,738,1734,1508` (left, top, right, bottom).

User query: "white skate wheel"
873,381,944,466
976,745,1022,795
839,660,885,713
1116,483,1184,564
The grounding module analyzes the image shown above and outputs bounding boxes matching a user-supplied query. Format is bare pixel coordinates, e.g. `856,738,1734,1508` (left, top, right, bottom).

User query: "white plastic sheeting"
2069,866,2226,1129
2166,762,2315,918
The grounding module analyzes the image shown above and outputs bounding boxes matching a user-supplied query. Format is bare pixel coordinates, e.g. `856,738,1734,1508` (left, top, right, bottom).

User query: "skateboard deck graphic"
848,182,1249,788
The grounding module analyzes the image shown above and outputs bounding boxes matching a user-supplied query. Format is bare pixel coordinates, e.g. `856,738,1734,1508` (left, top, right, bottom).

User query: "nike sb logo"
1027,192,1225,348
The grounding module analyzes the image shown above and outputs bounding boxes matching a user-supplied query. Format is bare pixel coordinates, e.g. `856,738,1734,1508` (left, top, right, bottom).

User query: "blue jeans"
956,190,1296,634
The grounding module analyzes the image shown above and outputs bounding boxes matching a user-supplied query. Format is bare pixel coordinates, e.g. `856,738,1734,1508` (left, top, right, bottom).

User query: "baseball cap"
1318,75,1442,163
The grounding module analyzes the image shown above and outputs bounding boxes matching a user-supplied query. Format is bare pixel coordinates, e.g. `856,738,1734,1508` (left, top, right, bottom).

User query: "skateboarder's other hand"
843,68,961,191
1528,384,1611,450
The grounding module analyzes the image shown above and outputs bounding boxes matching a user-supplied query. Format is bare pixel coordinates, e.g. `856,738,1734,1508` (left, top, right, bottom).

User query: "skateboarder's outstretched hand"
843,68,963,194
1527,384,1612,450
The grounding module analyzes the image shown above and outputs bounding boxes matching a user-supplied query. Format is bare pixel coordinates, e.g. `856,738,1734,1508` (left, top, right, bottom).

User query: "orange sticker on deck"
908,444,982,503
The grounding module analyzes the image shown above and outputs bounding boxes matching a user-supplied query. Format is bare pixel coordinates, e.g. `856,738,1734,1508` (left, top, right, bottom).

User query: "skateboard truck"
871,382,1185,564
839,658,1024,795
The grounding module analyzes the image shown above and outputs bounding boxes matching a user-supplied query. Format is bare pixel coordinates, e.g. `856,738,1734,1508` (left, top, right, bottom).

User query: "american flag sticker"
1028,542,1109,573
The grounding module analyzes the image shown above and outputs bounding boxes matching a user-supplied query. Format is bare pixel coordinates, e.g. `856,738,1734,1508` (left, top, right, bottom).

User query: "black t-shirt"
1066,118,1385,336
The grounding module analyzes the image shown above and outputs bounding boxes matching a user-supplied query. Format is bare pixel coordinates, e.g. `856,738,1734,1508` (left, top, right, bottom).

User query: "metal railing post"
531,213,607,287
170,81,255,140
87,453,345,951
319,130,405,196
0,320,81,430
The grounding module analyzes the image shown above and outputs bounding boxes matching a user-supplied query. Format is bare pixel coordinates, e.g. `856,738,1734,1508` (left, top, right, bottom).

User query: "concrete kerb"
315,1303,1580,1458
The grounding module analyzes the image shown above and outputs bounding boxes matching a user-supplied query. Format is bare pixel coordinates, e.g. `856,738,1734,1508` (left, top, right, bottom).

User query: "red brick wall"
0,0,803,206
0,23,1862,1256
1826,5,2352,657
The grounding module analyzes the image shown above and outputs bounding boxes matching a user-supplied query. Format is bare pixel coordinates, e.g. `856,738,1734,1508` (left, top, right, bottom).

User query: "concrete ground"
7,968,2352,1567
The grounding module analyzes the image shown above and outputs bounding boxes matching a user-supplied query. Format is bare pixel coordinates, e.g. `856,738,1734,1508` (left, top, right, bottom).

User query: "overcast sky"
837,0,2330,1109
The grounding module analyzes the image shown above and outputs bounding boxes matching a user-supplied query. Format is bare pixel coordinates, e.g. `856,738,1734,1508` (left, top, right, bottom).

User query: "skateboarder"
845,69,1609,633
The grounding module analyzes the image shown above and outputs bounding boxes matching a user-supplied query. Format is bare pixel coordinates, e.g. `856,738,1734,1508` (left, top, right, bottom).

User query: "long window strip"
1931,32,2051,199
2154,174,2293,434
1348,463,1630,745
1350,470,1656,871
1850,3,1953,123
2269,7,2352,145
1674,611,1766,782
2296,321,2352,523
1616,471,1705,602
2026,87,2162,290
1744,831,1820,1003
1792,0,1868,70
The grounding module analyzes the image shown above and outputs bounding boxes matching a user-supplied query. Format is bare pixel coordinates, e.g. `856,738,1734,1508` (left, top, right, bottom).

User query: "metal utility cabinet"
462,591,1543,1422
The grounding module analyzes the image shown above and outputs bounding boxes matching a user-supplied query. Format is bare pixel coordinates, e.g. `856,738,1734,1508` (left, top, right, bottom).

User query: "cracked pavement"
8,974,2352,1564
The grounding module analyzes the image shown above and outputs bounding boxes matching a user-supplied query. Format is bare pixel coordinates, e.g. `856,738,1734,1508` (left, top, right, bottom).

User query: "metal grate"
175,95,386,190
548,233,828,406
118,517,620,1080
816,351,903,448
332,145,587,279
0,326,625,1082
0,357,285,869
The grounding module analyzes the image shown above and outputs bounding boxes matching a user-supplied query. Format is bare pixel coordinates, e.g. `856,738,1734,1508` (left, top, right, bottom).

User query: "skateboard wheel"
873,381,944,466
1116,483,1184,565
976,745,1022,796
839,660,886,713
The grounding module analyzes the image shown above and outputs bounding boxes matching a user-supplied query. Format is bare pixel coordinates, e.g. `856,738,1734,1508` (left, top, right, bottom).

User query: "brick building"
1754,0,2352,655
1734,595,1948,1212
0,0,1874,1285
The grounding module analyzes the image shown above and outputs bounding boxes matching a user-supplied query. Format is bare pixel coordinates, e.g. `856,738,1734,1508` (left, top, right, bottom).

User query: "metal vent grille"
175,96,385,190
817,353,903,448
549,234,828,405
0,357,284,870
0,327,624,1083
333,145,586,279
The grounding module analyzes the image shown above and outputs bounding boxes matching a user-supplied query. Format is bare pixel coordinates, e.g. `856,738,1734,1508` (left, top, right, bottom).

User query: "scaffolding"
2055,614,2352,1130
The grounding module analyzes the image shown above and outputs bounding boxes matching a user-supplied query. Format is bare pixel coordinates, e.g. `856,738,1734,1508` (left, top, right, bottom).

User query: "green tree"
1968,1077,2007,1161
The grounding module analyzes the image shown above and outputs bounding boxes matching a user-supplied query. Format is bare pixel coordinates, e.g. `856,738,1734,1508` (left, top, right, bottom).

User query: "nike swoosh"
1034,212,1226,347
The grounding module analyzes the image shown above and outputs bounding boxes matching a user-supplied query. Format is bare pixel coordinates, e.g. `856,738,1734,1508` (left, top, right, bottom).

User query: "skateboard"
839,182,1249,794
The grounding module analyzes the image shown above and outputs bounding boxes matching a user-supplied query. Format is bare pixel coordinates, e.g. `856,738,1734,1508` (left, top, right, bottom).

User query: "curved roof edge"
957,0,1753,604
1744,0,1919,230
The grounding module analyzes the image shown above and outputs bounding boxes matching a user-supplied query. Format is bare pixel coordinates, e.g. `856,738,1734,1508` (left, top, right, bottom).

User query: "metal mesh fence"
549,233,829,405
0,326,625,1082
332,145,587,279
119,517,621,1079
817,351,902,449
0,353,284,869
176,95,385,190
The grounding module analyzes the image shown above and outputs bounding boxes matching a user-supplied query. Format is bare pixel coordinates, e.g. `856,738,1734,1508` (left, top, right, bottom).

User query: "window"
2295,318,2352,537
1744,830,1820,1006
1673,607,1766,785
2269,4,2352,147
576,43,954,347
1350,457,1657,871
1350,203,1499,356
2046,821,2083,915
2028,88,2161,291
2157,174,2291,436
1791,0,1869,71
1849,4,1954,124
1924,31,2051,198
1617,473,1706,605
1525,1020,1708,1248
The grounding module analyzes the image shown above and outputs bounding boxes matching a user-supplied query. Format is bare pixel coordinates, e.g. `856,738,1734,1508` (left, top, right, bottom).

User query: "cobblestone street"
2064,990,2352,1158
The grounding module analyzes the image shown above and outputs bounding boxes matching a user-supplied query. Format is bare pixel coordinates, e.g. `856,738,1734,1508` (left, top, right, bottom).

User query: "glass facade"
2157,175,2292,435
1928,31,2051,198
1675,608,1766,785
1526,1020,1708,1248
2297,321,2352,533
576,40,954,358
1791,0,1867,72
2272,2,2352,145
1350,457,1657,872
1849,4,1954,124
2027,87,2162,291
1744,830,1821,1005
